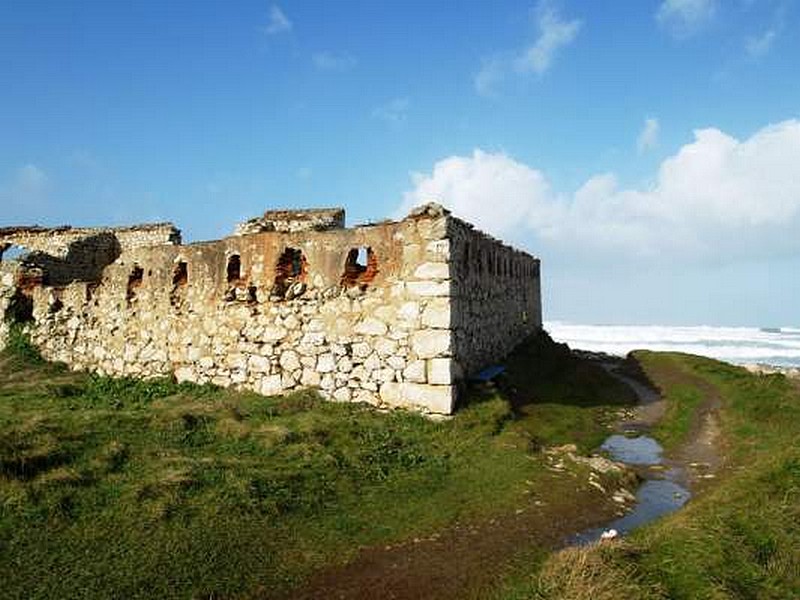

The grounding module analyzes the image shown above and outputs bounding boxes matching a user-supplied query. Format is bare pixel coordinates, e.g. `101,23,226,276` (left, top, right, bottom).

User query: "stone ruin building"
0,204,541,415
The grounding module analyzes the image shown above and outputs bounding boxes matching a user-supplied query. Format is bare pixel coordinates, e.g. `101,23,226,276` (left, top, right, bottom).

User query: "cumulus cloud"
637,118,660,153
474,1,581,97
399,120,800,261
745,28,777,58
312,51,357,71
263,5,291,35
657,0,716,37
372,98,410,126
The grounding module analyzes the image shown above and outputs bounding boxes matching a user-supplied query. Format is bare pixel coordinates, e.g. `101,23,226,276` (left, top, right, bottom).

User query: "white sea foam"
545,322,800,367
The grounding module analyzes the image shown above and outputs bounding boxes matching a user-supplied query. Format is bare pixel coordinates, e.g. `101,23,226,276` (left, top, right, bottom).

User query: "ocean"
546,322,800,368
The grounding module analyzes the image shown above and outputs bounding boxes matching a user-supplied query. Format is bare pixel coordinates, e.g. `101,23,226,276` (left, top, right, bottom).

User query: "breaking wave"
545,322,800,367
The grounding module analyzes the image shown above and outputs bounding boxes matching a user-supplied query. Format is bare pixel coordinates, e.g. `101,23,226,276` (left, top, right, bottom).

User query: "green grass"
634,351,708,451
496,352,800,599
495,335,638,453
0,330,634,599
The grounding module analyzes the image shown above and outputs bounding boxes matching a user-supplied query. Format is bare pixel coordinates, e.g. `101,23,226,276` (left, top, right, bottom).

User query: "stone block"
398,301,420,322
279,350,300,371
337,356,353,373
320,373,335,390
354,317,388,336
425,239,450,261
317,352,336,373
301,368,321,386
175,366,196,383
403,359,426,383
426,358,462,385
352,341,372,359
406,280,450,297
333,387,351,402
353,390,379,406
375,337,398,357
387,355,406,371
411,329,451,358
259,374,283,395
363,352,381,372
379,382,454,414
261,325,287,342
413,262,450,280
421,299,450,329
248,354,271,373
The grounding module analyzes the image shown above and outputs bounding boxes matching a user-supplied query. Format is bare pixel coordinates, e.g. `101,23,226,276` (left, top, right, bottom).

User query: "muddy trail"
283,355,725,600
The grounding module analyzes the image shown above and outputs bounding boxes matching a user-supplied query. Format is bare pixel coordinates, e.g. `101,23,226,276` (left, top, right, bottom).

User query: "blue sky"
2,0,799,326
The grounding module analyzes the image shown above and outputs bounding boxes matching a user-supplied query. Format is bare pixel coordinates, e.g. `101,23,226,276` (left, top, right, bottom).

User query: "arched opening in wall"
0,244,29,263
126,265,144,305
272,247,307,298
226,254,241,284
340,246,378,290
170,260,188,307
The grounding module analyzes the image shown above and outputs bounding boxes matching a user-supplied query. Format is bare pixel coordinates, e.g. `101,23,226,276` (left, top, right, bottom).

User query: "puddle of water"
571,479,690,545
601,434,663,465
568,363,696,546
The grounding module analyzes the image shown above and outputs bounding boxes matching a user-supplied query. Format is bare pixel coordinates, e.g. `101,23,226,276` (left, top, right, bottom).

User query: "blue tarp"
471,365,506,382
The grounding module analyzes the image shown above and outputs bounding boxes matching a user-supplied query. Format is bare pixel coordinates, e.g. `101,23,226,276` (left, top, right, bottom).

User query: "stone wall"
0,206,541,415
0,223,181,258
235,208,345,236
448,217,542,377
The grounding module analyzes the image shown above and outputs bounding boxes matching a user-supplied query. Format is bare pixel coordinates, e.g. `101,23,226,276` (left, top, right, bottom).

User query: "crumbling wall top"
234,208,345,236
0,223,181,258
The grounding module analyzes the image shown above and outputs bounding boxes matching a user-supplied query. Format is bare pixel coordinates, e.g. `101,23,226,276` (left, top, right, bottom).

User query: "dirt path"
283,471,625,600
282,355,725,600
666,371,724,489
609,355,724,489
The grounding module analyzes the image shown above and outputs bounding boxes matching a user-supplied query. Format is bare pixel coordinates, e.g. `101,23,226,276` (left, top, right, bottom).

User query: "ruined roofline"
235,207,346,236
0,222,180,239
407,201,540,261
446,213,540,260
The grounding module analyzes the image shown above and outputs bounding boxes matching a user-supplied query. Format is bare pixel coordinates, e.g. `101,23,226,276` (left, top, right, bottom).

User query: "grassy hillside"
498,351,800,599
0,327,634,599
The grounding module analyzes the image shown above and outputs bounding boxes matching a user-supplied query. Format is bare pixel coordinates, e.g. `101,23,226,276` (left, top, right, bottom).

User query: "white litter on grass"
600,528,619,541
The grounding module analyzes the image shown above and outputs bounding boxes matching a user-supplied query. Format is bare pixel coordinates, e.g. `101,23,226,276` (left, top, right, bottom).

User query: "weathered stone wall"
0,224,181,287
16,214,457,413
448,217,542,378
235,208,345,236
0,206,541,415
0,263,15,352
0,223,180,258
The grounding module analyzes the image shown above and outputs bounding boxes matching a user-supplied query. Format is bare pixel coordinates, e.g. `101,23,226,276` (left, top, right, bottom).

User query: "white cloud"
312,51,357,71
657,0,716,37
745,28,777,58
263,5,291,35
296,166,312,180
515,1,582,75
399,120,800,262
474,1,581,97
637,118,660,153
372,98,410,125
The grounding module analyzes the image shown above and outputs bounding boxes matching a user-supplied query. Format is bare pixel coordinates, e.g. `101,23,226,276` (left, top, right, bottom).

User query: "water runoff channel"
570,364,692,545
